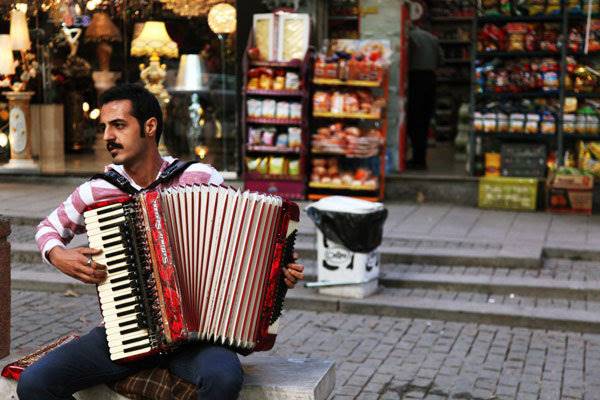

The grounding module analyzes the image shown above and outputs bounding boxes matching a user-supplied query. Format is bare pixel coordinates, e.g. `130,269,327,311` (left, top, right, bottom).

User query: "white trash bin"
306,196,387,299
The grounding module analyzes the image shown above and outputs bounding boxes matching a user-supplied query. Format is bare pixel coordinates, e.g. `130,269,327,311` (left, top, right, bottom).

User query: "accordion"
83,184,299,362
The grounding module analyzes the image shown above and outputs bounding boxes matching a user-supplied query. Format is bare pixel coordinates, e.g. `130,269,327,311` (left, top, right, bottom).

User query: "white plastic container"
307,196,385,298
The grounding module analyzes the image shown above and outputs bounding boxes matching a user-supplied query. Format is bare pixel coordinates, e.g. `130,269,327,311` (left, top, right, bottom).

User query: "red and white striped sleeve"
171,163,224,186
35,179,126,264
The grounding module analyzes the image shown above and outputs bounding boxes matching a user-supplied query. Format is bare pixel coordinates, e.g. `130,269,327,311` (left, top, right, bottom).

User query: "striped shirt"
35,157,223,264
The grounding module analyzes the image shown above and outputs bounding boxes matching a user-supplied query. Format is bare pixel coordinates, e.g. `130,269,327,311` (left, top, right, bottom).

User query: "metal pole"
558,0,567,166
219,33,228,172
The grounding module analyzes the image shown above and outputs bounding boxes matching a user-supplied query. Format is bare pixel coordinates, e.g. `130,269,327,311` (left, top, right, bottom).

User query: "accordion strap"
90,160,197,195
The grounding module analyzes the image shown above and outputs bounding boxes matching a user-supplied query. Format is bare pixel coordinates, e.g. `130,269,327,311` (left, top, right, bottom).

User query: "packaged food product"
273,75,286,90
313,91,331,113
259,69,274,90
246,157,260,171
288,127,302,147
276,133,289,147
485,152,501,177
285,72,300,90
474,112,484,131
587,114,599,135
509,113,525,133
262,99,276,118
497,112,509,132
276,101,290,119
563,114,576,134
525,113,540,134
248,127,262,145
262,128,276,146
541,112,556,134
289,102,302,119
247,99,262,118
344,93,360,113
331,92,345,114
269,157,286,175
257,157,269,174
483,112,497,133
288,159,300,175
506,23,527,52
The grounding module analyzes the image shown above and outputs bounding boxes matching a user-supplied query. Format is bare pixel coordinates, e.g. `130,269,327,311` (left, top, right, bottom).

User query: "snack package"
288,159,300,175
276,133,289,147
563,114,576,134
526,113,540,134
262,128,276,146
247,99,262,118
248,127,262,145
344,93,360,113
269,157,286,174
257,157,269,174
313,91,331,113
541,112,556,134
509,113,526,133
290,102,302,119
288,127,302,147
285,72,300,90
276,101,290,119
259,68,274,90
262,99,276,118
246,157,260,172
331,92,345,114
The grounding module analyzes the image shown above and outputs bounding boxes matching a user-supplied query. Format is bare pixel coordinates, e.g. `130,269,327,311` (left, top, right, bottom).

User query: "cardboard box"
547,173,594,214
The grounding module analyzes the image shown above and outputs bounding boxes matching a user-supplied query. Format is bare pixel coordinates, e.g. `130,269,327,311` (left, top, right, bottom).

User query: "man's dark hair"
98,84,163,144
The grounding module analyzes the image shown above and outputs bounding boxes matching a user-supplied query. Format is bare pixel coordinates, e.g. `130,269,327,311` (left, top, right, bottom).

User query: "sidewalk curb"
285,288,600,334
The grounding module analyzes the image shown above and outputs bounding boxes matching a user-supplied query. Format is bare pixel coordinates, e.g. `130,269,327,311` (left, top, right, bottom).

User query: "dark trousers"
16,326,243,400
407,70,437,164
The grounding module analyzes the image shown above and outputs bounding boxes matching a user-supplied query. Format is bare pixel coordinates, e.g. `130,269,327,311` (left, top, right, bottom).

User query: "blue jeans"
16,326,243,400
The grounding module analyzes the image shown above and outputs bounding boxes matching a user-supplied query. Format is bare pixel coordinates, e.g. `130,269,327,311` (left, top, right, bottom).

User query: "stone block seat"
0,354,335,400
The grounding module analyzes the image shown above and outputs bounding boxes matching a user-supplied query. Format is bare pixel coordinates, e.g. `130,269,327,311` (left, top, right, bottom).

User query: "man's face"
99,99,150,165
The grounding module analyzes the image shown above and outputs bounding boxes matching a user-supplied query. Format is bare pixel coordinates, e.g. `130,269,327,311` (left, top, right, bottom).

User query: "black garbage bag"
306,207,388,253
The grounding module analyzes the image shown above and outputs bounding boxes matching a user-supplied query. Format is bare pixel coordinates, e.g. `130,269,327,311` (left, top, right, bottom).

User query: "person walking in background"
407,23,444,170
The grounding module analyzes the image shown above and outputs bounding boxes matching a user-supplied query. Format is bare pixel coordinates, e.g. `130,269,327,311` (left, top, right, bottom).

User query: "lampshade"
130,21,178,59
0,35,16,76
172,54,207,91
84,12,122,43
10,9,31,51
208,3,237,34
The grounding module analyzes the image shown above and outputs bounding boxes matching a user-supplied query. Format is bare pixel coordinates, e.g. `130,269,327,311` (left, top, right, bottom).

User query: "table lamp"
85,12,122,94
172,54,207,92
130,21,178,108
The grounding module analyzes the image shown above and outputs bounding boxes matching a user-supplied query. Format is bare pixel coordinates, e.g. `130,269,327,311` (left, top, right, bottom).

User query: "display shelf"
313,77,382,87
475,131,555,140
476,50,559,58
245,89,305,97
477,14,563,23
308,181,378,191
476,90,559,99
564,133,600,140
431,16,473,23
565,92,600,99
242,29,312,200
246,145,301,154
246,117,302,125
313,111,381,120
245,172,303,182
249,60,302,68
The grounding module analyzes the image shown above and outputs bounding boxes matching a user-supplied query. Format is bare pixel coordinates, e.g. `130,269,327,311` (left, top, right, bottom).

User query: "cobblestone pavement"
9,289,600,400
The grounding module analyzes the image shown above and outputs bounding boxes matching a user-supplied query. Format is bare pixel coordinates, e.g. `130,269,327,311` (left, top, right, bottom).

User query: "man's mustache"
106,142,124,151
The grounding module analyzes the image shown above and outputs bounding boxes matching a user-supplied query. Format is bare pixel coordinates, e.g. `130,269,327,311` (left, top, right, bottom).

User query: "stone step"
285,286,600,334
11,264,600,333
10,235,542,269
303,258,600,300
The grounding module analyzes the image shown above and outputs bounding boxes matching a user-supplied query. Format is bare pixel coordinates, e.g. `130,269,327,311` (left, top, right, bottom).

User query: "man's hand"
283,251,304,288
47,246,107,284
